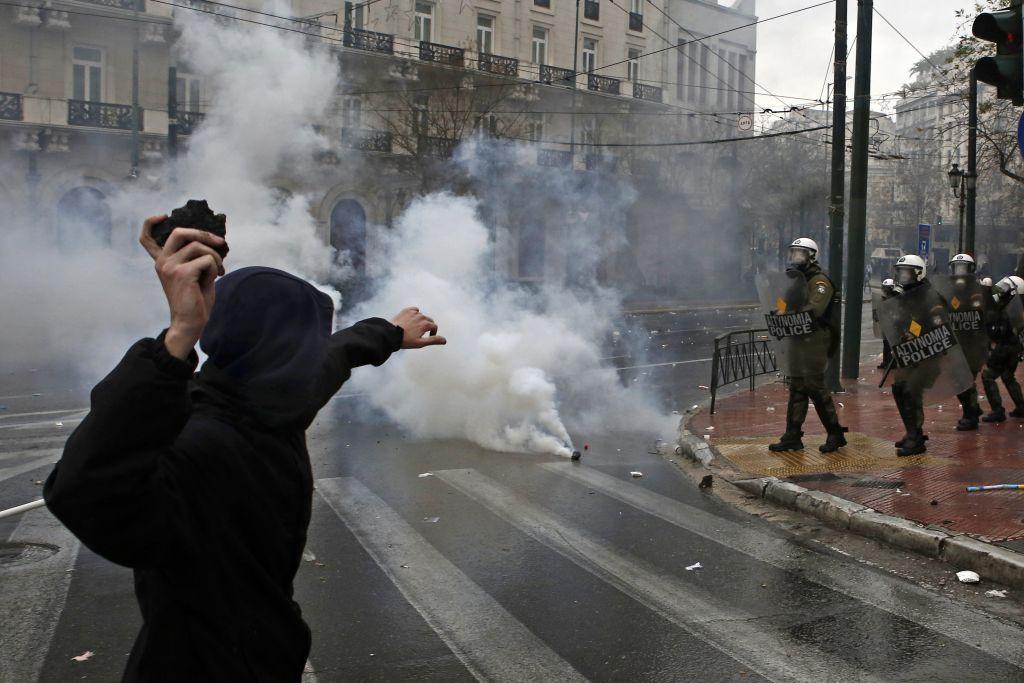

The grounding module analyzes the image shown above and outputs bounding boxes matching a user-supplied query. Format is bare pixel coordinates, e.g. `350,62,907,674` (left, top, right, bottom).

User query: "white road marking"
616,357,714,371
540,462,1024,669
0,448,63,463
0,455,58,485
0,408,87,421
435,468,880,683
315,477,586,683
0,507,82,682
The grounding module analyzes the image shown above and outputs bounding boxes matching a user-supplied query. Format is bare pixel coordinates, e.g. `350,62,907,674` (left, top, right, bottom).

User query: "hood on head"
195,266,335,430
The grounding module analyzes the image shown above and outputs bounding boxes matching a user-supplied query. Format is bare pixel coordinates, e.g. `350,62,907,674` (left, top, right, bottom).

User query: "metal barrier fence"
709,329,777,414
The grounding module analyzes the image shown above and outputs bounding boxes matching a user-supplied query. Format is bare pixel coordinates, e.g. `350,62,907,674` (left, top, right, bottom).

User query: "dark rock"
152,199,229,257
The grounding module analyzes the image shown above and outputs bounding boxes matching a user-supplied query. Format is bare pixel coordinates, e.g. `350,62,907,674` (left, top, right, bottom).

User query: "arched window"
329,199,366,275
56,186,112,249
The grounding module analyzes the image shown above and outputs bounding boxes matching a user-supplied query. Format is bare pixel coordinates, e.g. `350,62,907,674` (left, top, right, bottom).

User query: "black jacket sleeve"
312,318,403,407
43,332,200,568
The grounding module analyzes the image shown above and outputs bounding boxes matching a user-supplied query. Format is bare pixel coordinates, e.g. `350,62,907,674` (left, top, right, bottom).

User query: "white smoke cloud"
348,193,677,456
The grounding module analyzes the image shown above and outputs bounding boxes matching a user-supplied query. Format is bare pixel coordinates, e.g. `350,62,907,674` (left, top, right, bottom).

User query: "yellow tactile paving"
712,431,949,478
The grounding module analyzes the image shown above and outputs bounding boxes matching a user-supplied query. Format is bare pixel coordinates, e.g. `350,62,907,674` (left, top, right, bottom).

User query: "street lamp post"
948,163,976,254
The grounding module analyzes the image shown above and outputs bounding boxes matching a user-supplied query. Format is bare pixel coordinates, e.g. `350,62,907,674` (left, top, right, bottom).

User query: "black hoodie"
44,266,402,681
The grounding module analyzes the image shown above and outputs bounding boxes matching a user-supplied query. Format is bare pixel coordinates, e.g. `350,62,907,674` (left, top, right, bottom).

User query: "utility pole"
826,0,847,392
841,0,872,380
569,0,581,164
966,68,978,254
167,66,177,184
129,0,141,179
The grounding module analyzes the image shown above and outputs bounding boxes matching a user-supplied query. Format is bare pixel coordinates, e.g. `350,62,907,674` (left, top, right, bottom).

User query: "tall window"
474,113,498,138
717,50,729,107
342,97,362,128
525,113,543,142
630,0,640,12
477,15,494,54
175,73,201,112
344,2,365,29
531,26,548,65
627,48,640,82
698,44,709,104
414,2,433,42
582,38,597,73
72,46,102,102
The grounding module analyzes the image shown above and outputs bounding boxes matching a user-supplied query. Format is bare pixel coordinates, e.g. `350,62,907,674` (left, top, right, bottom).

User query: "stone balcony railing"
343,27,394,55
477,53,519,78
417,135,455,158
633,82,662,103
588,74,620,95
539,65,576,88
68,100,138,130
176,111,204,135
0,92,23,121
342,127,393,153
537,148,572,168
419,41,465,68
78,0,143,9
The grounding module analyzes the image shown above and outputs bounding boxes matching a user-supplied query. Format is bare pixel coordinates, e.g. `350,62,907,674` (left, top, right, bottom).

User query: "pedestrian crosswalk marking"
538,462,1024,669
434,468,879,683
315,477,586,683
0,507,81,683
0,455,58,484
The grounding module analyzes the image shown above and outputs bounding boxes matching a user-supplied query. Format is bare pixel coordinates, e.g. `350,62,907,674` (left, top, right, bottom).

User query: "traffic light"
973,1,1024,105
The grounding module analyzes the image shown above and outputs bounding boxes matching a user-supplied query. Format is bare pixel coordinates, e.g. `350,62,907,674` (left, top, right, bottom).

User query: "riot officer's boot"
892,386,913,448
1006,380,1024,417
956,397,981,431
768,427,804,452
982,407,1007,423
1010,406,1024,418
818,426,848,453
897,430,928,457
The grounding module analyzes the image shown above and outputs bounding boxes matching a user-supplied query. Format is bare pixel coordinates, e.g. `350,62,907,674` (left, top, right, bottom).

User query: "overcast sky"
753,0,975,112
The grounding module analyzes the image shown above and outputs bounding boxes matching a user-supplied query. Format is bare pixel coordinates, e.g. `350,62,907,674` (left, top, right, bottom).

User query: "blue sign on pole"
1018,111,1024,162
918,223,931,258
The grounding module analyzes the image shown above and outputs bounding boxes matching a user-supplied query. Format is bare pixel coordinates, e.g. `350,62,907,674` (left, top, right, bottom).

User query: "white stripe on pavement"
0,507,82,683
435,468,880,683
0,448,63,463
315,477,586,683
539,462,1024,669
0,455,58,484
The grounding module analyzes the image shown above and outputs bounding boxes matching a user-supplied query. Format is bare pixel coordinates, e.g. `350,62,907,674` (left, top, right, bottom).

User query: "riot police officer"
944,254,987,431
888,255,945,456
768,238,848,453
981,275,1024,422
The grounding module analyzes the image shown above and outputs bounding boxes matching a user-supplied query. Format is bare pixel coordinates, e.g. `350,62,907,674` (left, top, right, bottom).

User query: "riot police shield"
756,271,828,378
1003,294,1024,335
871,292,885,339
878,282,973,398
932,275,991,375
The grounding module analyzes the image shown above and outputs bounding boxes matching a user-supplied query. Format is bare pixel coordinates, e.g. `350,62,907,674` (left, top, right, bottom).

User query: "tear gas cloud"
1,12,677,454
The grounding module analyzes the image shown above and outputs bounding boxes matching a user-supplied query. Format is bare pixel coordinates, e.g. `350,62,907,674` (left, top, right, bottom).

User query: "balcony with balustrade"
176,111,204,135
632,82,662,103
342,127,393,153
344,27,395,55
587,74,620,95
419,42,465,68
539,65,576,88
0,92,23,121
67,100,137,130
477,53,519,78
537,148,572,168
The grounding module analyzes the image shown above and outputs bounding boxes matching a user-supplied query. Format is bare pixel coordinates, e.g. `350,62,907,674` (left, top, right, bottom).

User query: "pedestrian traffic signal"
973,1,1024,105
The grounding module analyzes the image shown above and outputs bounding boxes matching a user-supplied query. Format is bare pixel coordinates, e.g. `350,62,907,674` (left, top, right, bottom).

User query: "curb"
675,408,1024,590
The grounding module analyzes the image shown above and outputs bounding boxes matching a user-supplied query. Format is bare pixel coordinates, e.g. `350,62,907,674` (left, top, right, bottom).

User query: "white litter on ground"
956,570,981,584
685,562,702,571
71,651,94,662
629,471,644,478
417,473,433,478
985,589,1008,598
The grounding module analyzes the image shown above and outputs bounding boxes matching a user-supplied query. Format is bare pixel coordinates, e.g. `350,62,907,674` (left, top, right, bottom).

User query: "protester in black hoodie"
44,217,445,681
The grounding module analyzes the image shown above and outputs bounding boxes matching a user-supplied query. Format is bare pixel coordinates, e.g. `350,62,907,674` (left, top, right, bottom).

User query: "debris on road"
985,589,1009,598
685,562,702,571
423,517,439,523
956,570,981,584
966,484,1024,492
417,472,433,478
571,450,582,461
699,475,713,490
630,471,644,478
698,385,709,390
71,651,94,662
55,421,63,428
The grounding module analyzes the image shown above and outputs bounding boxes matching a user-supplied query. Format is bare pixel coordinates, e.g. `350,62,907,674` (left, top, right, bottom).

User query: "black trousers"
785,375,841,433
983,345,1024,411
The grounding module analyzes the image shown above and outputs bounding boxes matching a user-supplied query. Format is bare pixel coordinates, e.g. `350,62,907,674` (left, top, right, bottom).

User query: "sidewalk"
690,360,1024,550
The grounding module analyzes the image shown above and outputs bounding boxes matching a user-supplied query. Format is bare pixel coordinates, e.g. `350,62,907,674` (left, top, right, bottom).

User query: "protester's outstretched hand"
390,307,447,349
140,215,226,360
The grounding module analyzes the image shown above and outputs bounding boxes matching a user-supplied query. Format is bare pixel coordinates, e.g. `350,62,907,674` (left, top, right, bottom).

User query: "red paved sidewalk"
691,361,1024,544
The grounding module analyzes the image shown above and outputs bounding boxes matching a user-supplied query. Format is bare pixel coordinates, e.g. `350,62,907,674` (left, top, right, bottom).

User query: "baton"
966,484,1024,492
878,356,896,388
0,498,45,520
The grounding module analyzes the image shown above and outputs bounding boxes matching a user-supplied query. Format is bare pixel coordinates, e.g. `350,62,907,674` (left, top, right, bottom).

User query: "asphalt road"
2,306,1022,682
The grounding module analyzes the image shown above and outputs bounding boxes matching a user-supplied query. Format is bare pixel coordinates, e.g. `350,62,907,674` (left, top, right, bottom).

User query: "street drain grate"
0,542,59,569
786,473,841,483
851,479,905,489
